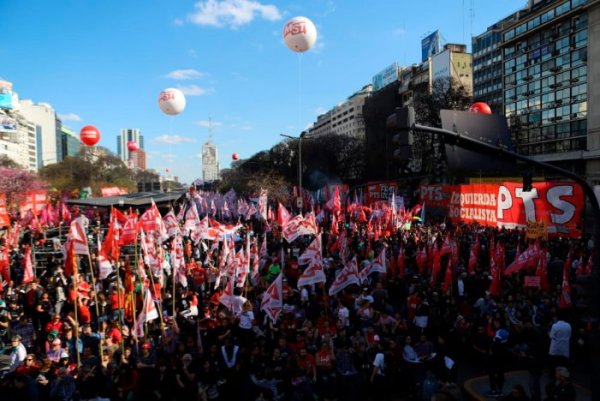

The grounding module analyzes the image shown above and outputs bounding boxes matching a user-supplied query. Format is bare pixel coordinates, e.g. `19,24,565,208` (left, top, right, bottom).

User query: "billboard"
0,115,17,134
0,80,14,110
431,49,451,81
419,182,584,237
421,31,440,62
372,63,399,91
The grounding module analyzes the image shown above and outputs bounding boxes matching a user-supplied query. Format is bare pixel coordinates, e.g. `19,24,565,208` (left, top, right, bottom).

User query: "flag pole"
144,246,166,336
115,259,126,357
73,255,81,367
86,241,102,358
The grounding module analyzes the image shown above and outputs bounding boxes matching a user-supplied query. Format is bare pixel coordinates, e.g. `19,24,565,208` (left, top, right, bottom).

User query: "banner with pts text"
419,182,583,238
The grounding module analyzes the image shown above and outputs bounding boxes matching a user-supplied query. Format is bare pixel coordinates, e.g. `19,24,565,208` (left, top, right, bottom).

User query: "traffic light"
387,107,415,162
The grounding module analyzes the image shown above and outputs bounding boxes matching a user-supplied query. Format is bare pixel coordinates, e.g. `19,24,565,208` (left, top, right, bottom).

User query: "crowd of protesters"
0,191,594,401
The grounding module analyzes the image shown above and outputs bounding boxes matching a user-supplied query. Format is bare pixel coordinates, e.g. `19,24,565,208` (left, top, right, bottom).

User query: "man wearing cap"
8,334,27,372
47,337,66,363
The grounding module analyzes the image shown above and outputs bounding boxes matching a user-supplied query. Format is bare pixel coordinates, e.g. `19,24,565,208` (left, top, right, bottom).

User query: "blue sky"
1,0,525,184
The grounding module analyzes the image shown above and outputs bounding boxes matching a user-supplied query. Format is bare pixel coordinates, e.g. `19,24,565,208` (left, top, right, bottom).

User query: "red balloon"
79,125,100,146
232,153,239,161
127,141,138,152
469,102,492,115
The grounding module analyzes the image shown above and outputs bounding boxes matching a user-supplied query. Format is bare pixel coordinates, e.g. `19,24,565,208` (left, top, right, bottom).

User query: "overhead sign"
419,182,583,237
0,80,14,110
0,115,17,133
431,49,451,81
372,63,399,91
421,30,440,62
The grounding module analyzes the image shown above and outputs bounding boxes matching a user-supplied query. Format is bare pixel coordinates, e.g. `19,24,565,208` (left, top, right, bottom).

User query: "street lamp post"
280,132,306,193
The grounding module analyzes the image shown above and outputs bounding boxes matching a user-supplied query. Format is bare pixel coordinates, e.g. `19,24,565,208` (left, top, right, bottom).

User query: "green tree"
411,77,472,179
40,148,136,196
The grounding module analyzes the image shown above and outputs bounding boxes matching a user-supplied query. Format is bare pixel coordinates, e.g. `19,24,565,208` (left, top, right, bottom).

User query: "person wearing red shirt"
45,314,63,334
297,347,317,384
77,298,92,325
109,287,125,321
315,342,336,400
107,321,122,345
407,292,422,321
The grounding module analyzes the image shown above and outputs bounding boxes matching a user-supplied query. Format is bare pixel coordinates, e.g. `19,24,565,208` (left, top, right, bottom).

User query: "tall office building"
499,0,598,181
202,140,220,182
59,125,82,160
117,128,144,162
18,100,59,169
472,14,518,114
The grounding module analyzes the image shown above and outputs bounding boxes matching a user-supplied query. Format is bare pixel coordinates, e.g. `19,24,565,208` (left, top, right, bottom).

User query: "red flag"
0,244,10,284
559,249,572,309
488,255,502,297
63,240,77,276
331,213,339,235
397,246,406,278
443,257,453,295
0,194,11,227
298,234,322,266
277,203,291,226
416,245,428,275
431,248,442,286
328,257,359,296
467,236,479,273
120,211,138,245
536,248,550,292
504,241,541,276
22,245,35,284
101,220,120,262
261,273,283,322
64,217,89,256
325,187,341,215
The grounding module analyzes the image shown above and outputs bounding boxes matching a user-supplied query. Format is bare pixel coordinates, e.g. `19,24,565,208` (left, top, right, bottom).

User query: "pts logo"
283,21,307,38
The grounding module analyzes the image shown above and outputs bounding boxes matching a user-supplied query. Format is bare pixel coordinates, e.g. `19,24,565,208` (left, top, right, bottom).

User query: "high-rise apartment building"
117,128,144,162
202,140,219,182
498,0,598,181
0,109,37,171
308,85,373,138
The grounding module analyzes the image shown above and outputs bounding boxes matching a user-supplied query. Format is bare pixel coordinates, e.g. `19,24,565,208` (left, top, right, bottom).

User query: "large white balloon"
283,16,317,53
158,88,186,116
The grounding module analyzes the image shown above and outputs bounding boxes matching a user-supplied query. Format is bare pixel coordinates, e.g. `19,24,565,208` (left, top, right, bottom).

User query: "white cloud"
177,84,215,96
195,119,223,128
152,135,197,145
58,113,82,122
174,18,184,26
165,69,204,80
196,152,203,159
315,107,327,116
187,0,282,28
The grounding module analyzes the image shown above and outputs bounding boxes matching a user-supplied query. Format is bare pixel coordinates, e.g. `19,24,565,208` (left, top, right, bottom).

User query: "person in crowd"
0,197,593,401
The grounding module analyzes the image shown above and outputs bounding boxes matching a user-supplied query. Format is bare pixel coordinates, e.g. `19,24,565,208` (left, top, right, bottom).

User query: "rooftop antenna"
208,117,213,141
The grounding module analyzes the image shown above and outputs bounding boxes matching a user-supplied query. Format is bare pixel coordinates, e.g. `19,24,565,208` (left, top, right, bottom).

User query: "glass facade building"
501,0,590,170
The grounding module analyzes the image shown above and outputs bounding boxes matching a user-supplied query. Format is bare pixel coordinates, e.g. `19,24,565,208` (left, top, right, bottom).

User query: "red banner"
0,195,10,227
19,190,47,216
101,187,128,197
364,181,399,205
419,182,583,237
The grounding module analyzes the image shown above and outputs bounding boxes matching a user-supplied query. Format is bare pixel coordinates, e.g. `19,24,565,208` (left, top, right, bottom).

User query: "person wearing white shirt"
8,335,27,372
548,314,571,370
